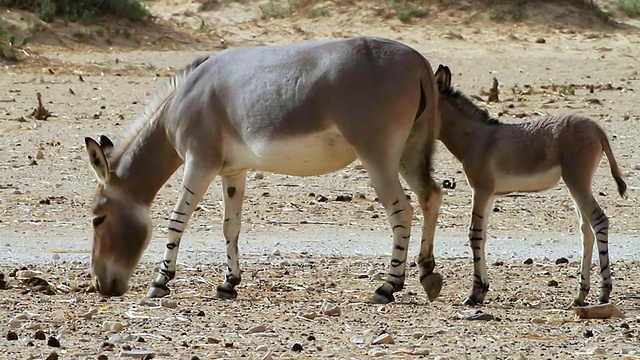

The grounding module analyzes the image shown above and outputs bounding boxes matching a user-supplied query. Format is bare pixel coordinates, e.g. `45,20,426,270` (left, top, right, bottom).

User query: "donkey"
434,65,627,307
84,37,444,304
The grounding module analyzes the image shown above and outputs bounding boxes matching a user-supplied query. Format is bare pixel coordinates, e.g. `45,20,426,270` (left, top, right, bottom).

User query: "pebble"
246,324,266,334
555,257,569,265
80,308,97,319
6,330,18,341
583,329,594,338
254,172,264,180
515,354,526,360
46,351,59,360
120,350,155,358
531,317,547,324
196,310,205,317
323,305,341,316
413,348,430,355
256,345,268,351
371,333,394,345
522,258,534,265
97,355,108,360
108,334,124,343
412,331,424,339
161,298,178,309
137,298,156,307
34,330,46,340
291,343,303,352
547,280,559,287
47,336,61,347
467,311,496,321
102,321,124,332
271,248,281,256
36,150,45,159
298,311,318,319
15,270,40,278
369,347,386,357
9,317,22,328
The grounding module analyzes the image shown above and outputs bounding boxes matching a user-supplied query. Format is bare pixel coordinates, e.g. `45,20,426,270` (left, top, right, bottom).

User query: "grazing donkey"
434,65,627,307
85,37,444,304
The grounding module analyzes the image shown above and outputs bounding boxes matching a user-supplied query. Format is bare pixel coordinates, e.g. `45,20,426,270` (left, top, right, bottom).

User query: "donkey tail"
599,128,627,198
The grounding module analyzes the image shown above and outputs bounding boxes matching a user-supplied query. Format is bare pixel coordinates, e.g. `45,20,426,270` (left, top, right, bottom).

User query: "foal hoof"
420,272,443,301
147,285,170,298
215,283,238,299
462,296,483,306
570,298,589,308
370,292,394,304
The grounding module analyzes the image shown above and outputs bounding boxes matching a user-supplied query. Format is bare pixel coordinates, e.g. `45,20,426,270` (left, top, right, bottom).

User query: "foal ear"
85,137,110,184
99,135,115,157
434,64,452,91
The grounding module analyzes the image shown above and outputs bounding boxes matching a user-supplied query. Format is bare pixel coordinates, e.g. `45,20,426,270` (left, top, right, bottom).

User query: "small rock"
315,195,328,202
335,194,352,202
137,298,156,307
97,355,108,360
196,310,205,317
365,204,375,211
206,337,220,344
120,350,155,358
34,330,46,340
271,248,281,256
47,336,60,347
620,322,630,329
9,317,22,328
467,311,496,321
46,351,59,360
369,347,386,357
80,308,97,319
371,333,394,345
590,347,606,355
22,322,42,330
254,172,264,180
6,331,18,341
102,321,124,332
535,37,546,44
246,324,266,334
15,270,40,278
36,150,45,160
547,280,559,287
298,311,318,320
515,354,526,360
108,334,124,343
583,329,594,338
531,317,547,324
413,348,430,355
160,298,178,309
291,343,303,352
412,330,424,339
256,345,268,351
523,258,533,265
307,335,315,341
555,257,569,265
188,356,200,360
323,305,341,316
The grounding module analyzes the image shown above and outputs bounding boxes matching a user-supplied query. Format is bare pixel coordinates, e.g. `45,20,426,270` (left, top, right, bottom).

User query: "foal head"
434,65,498,127
85,136,152,296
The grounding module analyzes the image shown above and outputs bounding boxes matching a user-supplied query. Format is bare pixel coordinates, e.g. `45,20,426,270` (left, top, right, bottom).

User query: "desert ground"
1,0,640,359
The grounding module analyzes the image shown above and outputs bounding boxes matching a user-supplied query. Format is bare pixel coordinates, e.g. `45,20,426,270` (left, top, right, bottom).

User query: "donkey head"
85,136,152,296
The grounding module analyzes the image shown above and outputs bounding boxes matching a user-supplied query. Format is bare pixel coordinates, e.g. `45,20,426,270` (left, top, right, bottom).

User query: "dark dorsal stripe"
440,86,500,126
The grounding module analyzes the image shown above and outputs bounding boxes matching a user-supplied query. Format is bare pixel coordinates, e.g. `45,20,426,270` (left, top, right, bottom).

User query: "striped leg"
147,159,218,298
572,207,595,306
591,206,612,304
215,172,247,299
463,190,494,306
367,167,414,304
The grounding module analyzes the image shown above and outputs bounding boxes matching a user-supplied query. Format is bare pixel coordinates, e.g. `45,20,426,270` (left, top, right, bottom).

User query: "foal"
85,37,443,304
434,65,627,307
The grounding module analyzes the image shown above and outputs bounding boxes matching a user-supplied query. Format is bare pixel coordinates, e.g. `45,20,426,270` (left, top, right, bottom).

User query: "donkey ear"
434,64,452,91
85,137,110,184
99,135,115,157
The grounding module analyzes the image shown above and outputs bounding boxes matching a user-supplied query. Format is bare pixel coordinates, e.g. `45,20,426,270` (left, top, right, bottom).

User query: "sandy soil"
1,1,640,359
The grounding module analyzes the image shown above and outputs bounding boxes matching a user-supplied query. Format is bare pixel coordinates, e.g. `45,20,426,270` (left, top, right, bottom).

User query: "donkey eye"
92,216,106,227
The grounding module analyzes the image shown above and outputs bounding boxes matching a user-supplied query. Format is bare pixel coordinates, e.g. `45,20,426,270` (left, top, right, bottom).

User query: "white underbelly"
227,127,358,176
493,166,562,194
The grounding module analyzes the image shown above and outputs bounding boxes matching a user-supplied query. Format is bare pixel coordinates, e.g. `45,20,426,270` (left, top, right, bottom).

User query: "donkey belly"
231,127,358,176
493,166,561,194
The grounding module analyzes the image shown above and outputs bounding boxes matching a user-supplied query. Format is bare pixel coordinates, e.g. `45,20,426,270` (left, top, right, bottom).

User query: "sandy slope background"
1,0,640,358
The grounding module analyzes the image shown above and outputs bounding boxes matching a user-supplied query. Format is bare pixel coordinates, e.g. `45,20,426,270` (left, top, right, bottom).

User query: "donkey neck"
112,120,182,205
438,97,500,162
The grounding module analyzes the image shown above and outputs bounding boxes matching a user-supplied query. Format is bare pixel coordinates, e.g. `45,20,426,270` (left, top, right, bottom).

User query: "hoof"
216,283,238,299
370,292,394,304
420,272,443,301
147,285,170,298
571,298,589,308
462,296,483,306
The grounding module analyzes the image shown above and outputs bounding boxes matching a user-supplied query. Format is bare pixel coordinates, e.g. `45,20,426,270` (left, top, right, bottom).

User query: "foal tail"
416,59,441,180
599,129,627,198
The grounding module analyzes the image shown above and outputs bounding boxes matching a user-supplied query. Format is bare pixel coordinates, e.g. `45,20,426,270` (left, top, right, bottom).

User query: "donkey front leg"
463,190,495,306
147,159,218,298
215,172,247,299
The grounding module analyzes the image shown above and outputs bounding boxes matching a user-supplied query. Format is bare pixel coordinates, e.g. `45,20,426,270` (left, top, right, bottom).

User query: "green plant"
2,0,151,23
260,0,290,19
616,0,640,17
307,6,329,18
386,0,427,23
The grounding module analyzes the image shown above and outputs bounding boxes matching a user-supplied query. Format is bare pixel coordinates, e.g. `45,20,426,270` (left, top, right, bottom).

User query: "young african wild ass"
84,37,443,304
434,65,627,307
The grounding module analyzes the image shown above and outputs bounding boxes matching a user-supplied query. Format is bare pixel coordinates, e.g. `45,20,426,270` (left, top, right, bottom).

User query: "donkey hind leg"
366,164,415,304
463,190,495,306
572,196,612,306
215,172,247,299
400,166,443,301
147,159,219,298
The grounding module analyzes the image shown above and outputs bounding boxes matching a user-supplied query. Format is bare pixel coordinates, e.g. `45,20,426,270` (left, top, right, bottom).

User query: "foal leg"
147,158,218,298
400,170,443,301
571,206,595,307
366,165,415,304
463,189,495,306
215,172,247,299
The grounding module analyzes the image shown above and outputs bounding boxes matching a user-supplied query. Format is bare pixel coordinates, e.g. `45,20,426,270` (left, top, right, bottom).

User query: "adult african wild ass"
85,37,443,304
434,65,627,307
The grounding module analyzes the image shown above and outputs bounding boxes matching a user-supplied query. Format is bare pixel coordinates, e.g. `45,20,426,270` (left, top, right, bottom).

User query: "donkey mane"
440,86,500,126
109,55,211,161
